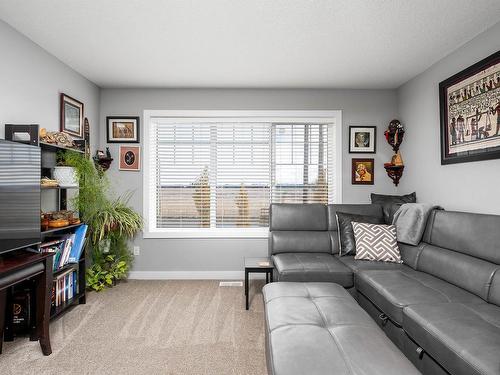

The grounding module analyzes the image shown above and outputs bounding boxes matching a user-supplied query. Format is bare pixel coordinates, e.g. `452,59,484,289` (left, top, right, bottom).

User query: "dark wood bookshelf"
40,143,87,321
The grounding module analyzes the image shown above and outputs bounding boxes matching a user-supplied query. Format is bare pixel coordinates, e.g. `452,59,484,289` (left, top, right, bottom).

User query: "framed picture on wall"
352,158,374,185
349,126,376,153
60,93,84,138
119,146,140,171
107,116,140,143
440,50,500,165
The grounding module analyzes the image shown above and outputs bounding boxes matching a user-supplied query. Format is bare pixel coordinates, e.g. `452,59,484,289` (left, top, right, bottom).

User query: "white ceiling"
1,0,499,89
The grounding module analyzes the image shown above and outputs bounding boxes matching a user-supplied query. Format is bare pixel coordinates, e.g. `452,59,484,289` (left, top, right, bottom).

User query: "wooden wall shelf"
384,164,405,186
39,141,84,154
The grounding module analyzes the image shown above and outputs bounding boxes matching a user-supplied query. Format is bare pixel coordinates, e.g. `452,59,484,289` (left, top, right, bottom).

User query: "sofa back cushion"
269,204,331,254
269,231,332,254
327,204,384,254
418,210,500,301
417,245,498,301
270,203,327,231
423,210,500,264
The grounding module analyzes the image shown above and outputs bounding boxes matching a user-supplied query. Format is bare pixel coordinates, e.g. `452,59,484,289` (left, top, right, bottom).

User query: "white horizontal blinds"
151,118,335,231
272,124,329,204
155,123,211,228
216,124,271,228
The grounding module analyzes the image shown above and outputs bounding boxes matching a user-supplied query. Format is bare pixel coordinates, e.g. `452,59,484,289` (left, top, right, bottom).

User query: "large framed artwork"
60,93,84,138
106,116,140,143
440,50,500,165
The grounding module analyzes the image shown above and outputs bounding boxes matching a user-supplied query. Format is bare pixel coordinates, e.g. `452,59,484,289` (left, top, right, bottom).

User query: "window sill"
143,228,269,239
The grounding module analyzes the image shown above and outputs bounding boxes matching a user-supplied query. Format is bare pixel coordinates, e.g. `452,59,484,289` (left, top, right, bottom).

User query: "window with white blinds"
273,124,329,204
216,124,271,228
144,111,341,237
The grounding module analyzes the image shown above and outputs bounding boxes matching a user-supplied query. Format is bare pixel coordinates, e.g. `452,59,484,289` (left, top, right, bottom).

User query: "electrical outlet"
133,246,140,256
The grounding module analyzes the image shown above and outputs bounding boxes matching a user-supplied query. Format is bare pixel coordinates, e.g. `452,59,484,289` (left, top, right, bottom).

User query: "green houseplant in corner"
60,151,143,291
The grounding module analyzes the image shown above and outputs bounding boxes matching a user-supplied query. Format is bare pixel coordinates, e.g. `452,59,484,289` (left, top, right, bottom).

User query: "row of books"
52,270,78,308
40,224,88,271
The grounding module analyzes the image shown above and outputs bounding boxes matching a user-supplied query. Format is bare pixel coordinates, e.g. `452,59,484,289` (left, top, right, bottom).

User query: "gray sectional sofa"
264,203,500,375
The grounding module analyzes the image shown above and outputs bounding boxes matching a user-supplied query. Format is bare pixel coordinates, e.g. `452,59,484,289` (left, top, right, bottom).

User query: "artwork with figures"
352,158,374,185
440,51,500,164
107,116,140,143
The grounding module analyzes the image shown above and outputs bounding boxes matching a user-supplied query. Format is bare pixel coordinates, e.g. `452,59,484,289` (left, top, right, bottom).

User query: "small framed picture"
352,158,374,185
119,146,140,171
349,126,376,153
61,93,84,138
107,116,140,143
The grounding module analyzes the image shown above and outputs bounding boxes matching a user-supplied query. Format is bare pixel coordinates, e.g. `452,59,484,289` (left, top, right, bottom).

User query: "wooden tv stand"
0,249,54,355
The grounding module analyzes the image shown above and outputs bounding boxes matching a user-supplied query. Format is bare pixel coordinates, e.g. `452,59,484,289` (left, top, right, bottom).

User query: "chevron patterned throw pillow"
352,222,402,263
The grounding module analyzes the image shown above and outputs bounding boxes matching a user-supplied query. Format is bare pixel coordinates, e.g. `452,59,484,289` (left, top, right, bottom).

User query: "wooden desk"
0,250,54,355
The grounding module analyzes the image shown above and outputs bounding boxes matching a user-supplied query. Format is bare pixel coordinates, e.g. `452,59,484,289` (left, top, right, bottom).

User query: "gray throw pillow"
353,222,402,263
336,212,385,256
371,192,416,224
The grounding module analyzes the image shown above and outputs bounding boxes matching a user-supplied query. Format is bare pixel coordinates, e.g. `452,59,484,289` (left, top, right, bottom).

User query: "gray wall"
99,88,399,273
0,20,100,150
397,21,500,215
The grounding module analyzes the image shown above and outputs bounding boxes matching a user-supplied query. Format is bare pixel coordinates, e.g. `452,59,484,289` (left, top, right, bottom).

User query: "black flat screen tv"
0,139,41,254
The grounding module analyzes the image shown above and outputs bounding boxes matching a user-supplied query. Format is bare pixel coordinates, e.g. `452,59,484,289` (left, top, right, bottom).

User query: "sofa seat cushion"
403,303,500,375
338,256,405,274
272,253,353,287
263,282,420,375
356,268,483,325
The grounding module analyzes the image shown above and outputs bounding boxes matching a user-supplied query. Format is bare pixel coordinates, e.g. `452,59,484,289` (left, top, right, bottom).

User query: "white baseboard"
128,270,259,280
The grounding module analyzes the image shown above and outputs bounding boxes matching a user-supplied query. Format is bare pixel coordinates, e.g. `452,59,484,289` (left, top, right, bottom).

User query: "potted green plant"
60,151,143,291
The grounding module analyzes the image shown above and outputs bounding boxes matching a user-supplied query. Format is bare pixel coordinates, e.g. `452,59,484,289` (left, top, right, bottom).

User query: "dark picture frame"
349,126,376,153
439,50,500,165
60,93,84,138
352,158,374,185
106,116,140,143
4,124,39,146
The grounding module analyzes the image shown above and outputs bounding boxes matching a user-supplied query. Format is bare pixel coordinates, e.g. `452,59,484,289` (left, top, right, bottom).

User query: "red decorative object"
384,119,405,153
384,164,404,186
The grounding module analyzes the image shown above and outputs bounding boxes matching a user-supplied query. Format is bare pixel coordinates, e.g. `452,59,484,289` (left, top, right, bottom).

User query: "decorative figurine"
384,120,405,186
384,119,405,153
93,149,113,172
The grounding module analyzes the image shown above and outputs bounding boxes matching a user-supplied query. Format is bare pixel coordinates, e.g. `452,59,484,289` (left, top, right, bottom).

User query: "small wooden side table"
0,249,54,355
244,257,273,310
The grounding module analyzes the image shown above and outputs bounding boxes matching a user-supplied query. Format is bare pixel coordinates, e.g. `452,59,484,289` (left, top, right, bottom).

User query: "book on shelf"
68,224,88,263
40,224,88,271
51,269,78,308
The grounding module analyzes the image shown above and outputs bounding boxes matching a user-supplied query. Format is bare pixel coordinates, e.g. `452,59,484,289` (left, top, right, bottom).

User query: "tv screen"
0,139,41,254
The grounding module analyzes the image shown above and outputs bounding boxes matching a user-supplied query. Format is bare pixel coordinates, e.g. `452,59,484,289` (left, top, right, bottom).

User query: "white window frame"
143,110,343,238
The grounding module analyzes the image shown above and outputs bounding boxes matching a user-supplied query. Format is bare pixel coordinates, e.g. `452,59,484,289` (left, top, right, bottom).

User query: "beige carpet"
1,280,267,375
